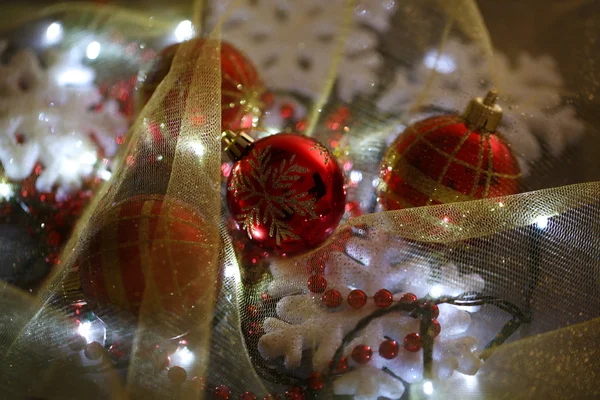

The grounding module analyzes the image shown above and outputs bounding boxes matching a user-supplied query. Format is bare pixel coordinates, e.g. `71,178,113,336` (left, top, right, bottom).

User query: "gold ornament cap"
222,130,254,161
463,89,503,132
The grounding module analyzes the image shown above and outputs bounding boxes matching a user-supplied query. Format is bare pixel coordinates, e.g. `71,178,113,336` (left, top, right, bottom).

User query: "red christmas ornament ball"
226,133,346,255
139,39,265,143
77,195,220,329
378,92,520,210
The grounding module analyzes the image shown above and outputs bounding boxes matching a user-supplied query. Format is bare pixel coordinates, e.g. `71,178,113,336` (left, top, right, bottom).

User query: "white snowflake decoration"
209,0,396,102
377,39,585,170
259,229,485,399
0,43,127,198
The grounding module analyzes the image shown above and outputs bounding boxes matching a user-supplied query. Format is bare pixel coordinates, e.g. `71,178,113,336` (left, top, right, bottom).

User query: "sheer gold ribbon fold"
0,1,598,399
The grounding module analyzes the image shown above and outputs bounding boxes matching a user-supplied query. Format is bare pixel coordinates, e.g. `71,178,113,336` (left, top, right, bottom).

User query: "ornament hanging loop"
463,89,503,132
222,130,254,161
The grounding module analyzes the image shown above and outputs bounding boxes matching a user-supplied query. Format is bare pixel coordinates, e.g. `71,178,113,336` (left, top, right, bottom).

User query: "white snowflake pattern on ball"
259,228,485,399
209,0,396,102
0,43,127,198
377,39,585,170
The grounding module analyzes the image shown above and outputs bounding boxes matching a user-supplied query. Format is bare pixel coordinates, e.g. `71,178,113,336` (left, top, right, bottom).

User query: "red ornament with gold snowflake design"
377,90,521,210
223,131,346,255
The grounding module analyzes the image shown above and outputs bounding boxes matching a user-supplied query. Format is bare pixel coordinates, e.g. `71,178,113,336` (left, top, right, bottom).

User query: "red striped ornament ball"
377,92,521,210
77,195,220,324
139,39,265,145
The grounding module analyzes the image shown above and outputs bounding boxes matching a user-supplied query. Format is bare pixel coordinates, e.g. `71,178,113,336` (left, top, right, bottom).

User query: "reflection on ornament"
378,90,521,210
223,131,346,255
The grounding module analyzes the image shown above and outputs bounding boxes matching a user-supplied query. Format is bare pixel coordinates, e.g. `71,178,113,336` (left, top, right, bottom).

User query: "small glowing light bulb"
86,41,101,60
534,215,549,230
0,183,13,199
174,20,194,42
423,380,434,395
46,22,63,45
429,285,444,298
423,50,456,74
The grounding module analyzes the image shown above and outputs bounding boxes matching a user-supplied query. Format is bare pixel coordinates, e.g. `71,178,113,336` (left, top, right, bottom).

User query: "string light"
79,151,97,165
174,20,194,42
429,285,444,298
190,141,206,157
0,183,13,200
423,380,434,395
169,346,195,367
45,22,63,45
349,170,363,184
98,169,112,181
424,50,456,74
86,41,101,60
77,321,93,343
535,215,549,230
57,67,94,86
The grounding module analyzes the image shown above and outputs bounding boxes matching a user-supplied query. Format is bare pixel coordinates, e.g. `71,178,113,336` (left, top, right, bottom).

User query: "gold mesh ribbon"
0,1,598,399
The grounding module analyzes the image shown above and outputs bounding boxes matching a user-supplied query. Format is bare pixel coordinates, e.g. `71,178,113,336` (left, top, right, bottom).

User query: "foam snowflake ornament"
377,39,585,170
209,0,396,102
0,43,127,198
259,229,485,400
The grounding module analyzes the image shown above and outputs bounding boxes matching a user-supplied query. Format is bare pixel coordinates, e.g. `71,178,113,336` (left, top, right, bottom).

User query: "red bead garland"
420,302,440,319
168,366,187,385
307,372,324,390
378,339,400,359
347,289,367,309
307,275,327,293
403,333,422,352
215,385,232,400
322,289,343,308
285,387,304,400
84,341,103,360
374,289,393,308
240,392,257,400
400,293,418,304
431,319,441,337
329,356,349,373
306,262,325,276
351,344,372,364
